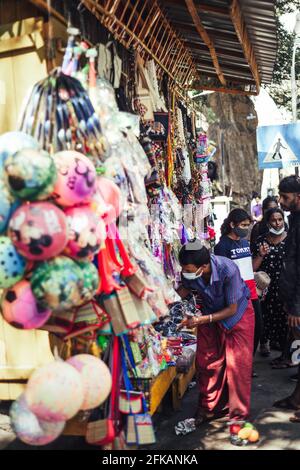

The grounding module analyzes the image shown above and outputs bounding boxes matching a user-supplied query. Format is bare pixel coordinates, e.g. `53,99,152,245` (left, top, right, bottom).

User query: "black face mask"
233,227,249,239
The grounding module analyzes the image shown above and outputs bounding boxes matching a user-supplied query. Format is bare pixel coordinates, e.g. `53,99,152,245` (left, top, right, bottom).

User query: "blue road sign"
257,123,300,169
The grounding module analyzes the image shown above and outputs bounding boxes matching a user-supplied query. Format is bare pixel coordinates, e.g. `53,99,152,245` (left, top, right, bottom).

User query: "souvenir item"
1,280,51,330
0,181,14,234
64,206,105,260
10,395,65,446
67,354,112,410
25,361,84,422
4,148,57,200
52,151,96,207
0,131,39,172
76,261,100,304
0,236,26,288
30,256,84,311
19,69,109,163
96,176,122,224
9,202,68,261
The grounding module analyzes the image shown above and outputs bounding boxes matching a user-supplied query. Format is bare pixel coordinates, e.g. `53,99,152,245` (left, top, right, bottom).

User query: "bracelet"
209,314,213,323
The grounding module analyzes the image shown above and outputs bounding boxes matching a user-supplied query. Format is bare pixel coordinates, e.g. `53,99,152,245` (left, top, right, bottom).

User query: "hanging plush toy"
52,151,96,207
4,148,57,201
64,205,106,260
0,236,26,289
1,280,51,330
8,202,68,261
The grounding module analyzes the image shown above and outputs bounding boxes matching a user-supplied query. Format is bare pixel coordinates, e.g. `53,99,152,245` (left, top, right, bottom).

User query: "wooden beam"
28,0,66,24
229,0,261,93
185,0,226,86
186,41,245,59
163,0,229,16
190,85,258,96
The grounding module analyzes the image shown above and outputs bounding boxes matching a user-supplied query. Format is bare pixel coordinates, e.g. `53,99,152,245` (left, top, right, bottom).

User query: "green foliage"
268,0,300,114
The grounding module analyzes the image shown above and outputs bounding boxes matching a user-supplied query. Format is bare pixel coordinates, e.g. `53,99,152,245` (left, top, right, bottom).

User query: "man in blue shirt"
178,239,254,425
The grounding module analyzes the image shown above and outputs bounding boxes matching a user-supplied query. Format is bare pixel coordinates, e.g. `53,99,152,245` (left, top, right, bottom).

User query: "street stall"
0,0,277,449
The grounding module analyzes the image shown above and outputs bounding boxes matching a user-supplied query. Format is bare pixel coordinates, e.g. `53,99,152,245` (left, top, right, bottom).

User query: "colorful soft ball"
10,394,65,446
1,280,51,330
75,261,99,305
52,151,96,207
8,202,68,261
0,236,26,288
0,181,14,234
4,148,57,200
64,206,105,260
30,256,84,312
66,354,112,410
25,362,84,422
0,132,39,173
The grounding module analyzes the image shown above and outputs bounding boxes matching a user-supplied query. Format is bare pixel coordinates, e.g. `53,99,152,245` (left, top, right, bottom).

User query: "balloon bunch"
10,354,112,446
0,132,109,330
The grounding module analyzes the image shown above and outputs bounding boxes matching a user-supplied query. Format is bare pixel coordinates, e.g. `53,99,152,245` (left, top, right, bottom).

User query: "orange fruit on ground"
248,429,260,443
238,427,252,440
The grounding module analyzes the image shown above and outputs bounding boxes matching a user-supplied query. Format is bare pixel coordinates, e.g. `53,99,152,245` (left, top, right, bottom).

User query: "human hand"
259,242,270,257
288,315,300,328
177,315,207,330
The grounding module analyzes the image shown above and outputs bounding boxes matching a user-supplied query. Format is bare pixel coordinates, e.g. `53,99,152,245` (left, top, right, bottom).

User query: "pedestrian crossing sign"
257,123,300,169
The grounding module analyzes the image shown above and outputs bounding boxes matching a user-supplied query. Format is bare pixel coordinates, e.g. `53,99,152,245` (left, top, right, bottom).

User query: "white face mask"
182,268,203,280
269,226,285,236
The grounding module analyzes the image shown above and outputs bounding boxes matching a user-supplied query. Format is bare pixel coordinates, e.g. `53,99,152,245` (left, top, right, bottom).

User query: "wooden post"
185,0,226,86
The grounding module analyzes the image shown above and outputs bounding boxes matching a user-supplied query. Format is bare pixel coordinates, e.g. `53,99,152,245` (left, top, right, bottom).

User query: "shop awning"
29,0,278,96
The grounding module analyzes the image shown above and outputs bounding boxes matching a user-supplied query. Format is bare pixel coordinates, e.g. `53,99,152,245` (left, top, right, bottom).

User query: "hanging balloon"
0,181,14,234
0,131,39,174
64,205,105,260
0,236,26,289
52,151,96,207
1,280,51,330
10,394,65,446
4,148,57,201
76,261,99,304
66,354,112,410
25,362,84,422
95,176,122,224
8,202,68,261
30,256,84,312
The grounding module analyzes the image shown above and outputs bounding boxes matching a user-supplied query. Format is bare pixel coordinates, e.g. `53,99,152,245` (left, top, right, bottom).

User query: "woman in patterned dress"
252,208,288,362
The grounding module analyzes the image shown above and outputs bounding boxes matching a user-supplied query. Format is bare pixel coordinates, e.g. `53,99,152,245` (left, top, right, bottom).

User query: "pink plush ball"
52,151,96,207
64,206,106,260
8,202,68,261
67,354,112,410
25,362,84,422
1,280,51,330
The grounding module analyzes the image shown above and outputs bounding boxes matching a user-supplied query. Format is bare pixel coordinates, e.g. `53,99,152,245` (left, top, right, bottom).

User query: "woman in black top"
252,208,288,359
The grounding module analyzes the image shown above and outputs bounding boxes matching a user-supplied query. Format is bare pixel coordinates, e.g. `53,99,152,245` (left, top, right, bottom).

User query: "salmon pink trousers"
196,301,255,422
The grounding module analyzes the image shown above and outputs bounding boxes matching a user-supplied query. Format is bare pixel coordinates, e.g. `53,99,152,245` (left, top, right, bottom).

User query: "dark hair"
252,191,259,199
178,244,210,267
221,208,251,236
262,196,278,213
279,175,300,194
264,207,284,223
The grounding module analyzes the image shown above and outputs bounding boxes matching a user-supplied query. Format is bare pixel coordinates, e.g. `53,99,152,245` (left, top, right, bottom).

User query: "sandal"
289,411,300,423
271,361,296,369
273,397,300,411
194,409,228,427
260,343,270,357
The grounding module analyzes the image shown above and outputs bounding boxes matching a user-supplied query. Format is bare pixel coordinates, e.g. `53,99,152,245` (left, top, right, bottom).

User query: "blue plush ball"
0,236,26,288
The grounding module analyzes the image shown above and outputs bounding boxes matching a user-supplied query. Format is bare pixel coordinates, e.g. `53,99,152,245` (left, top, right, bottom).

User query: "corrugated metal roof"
160,0,278,90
